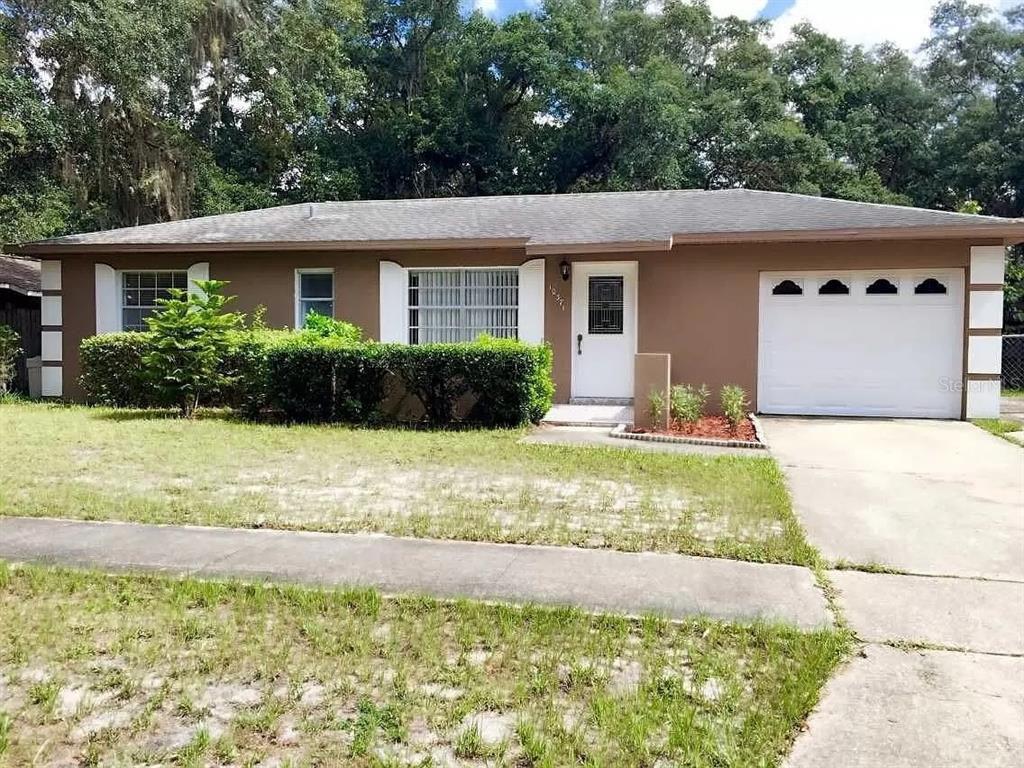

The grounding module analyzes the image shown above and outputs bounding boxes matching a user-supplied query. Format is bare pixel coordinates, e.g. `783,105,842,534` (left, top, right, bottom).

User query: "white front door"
757,269,965,418
571,262,638,399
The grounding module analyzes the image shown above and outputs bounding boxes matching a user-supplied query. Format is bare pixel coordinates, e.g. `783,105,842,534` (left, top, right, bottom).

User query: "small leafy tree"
144,280,241,418
0,324,21,395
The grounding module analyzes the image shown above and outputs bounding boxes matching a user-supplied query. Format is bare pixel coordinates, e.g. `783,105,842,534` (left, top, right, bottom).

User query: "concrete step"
542,403,634,427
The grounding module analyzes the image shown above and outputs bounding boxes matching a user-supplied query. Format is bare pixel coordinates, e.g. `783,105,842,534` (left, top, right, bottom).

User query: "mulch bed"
631,415,758,442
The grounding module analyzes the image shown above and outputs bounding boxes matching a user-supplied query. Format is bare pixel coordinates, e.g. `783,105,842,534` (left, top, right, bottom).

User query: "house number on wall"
549,285,567,311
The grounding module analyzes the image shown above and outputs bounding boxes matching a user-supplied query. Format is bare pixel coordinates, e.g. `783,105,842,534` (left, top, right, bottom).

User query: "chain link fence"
1004,334,1024,391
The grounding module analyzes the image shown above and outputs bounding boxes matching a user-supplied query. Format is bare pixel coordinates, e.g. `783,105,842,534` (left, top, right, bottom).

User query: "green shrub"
299,312,363,343
79,327,554,428
266,338,553,427
670,383,708,424
80,328,293,411
218,329,294,417
720,384,749,427
380,338,554,427
80,332,157,407
0,324,22,395
648,389,666,425
265,338,387,423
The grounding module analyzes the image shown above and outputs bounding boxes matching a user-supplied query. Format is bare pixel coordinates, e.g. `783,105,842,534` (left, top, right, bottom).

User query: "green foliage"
669,384,709,425
79,328,293,411
0,324,21,394
0,0,1021,250
266,337,553,427
300,312,363,343
265,338,388,424
78,326,551,427
79,333,155,407
720,385,749,428
648,389,666,425
143,280,242,417
381,338,553,427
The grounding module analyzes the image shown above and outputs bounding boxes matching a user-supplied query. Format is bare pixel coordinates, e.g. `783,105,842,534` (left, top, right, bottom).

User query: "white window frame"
407,266,519,344
119,269,189,332
294,268,335,328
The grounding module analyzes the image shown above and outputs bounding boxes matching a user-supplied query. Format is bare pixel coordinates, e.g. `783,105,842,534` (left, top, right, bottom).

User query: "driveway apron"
765,417,1024,768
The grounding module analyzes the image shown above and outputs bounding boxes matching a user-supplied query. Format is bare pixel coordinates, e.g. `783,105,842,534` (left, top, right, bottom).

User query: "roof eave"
6,236,532,256
0,282,41,297
670,224,1024,245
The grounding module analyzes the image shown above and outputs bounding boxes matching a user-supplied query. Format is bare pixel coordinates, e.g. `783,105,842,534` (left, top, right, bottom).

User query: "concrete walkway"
766,417,1024,768
0,517,830,630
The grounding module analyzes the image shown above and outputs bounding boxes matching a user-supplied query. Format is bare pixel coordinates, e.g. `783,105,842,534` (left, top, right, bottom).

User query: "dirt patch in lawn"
0,563,847,768
0,403,813,564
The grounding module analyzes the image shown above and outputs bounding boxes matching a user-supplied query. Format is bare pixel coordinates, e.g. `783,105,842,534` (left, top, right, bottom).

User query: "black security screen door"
588,276,624,334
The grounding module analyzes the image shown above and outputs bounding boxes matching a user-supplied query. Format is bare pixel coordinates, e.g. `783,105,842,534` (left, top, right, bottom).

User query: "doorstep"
541,403,635,427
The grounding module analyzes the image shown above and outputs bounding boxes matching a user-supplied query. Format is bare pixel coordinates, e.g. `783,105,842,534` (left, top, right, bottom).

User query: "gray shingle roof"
13,189,1024,251
0,255,41,295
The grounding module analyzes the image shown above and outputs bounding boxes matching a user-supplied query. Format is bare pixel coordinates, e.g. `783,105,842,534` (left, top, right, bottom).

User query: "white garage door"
757,269,964,418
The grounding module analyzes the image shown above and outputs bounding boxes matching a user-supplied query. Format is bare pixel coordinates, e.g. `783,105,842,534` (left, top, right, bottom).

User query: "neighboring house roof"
0,255,42,296
9,189,1024,255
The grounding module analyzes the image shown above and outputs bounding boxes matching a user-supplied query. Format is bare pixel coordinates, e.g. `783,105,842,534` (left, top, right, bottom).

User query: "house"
8,189,1024,419
0,254,42,394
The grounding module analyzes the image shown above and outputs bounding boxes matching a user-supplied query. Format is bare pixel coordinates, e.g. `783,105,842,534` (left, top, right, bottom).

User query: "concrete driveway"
762,417,1024,580
765,417,1024,768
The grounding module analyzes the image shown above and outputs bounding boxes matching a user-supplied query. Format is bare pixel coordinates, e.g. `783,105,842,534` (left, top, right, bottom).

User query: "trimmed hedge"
265,339,388,424
79,330,293,410
80,332,554,427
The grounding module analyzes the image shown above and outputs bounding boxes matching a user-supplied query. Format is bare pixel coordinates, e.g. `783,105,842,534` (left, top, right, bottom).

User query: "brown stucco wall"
543,239,979,409
58,247,532,400
56,238,982,408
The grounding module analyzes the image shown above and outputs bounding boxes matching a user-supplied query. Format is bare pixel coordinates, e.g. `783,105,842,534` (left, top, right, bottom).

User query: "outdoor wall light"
559,259,571,281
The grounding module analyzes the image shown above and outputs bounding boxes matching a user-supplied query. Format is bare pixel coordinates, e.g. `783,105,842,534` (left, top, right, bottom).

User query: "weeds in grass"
972,418,1024,445
28,679,60,715
0,711,10,756
0,563,847,766
0,403,815,564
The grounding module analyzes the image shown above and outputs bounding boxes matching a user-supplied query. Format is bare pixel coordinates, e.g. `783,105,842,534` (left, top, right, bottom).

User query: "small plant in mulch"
640,384,757,442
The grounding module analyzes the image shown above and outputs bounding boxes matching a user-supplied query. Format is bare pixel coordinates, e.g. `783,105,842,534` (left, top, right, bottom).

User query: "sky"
465,0,1016,53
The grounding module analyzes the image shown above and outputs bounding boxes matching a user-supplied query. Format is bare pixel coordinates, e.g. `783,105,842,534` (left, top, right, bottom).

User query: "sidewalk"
0,516,830,630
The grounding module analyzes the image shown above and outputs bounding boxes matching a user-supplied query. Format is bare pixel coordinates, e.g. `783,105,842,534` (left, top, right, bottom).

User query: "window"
588,276,624,334
771,279,803,296
914,278,947,295
818,278,850,295
408,268,518,343
121,270,188,331
296,269,334,326
866,278,898,295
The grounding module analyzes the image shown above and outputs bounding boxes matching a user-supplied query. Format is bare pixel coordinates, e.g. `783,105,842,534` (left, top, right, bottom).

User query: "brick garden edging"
609,414,768,450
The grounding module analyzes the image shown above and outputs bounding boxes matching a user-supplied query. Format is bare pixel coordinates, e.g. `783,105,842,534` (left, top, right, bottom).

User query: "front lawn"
0,403,814,564
0,563,846,767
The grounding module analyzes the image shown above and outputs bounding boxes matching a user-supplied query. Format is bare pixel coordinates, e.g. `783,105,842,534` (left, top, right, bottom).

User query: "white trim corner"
95,263,119,334
518,258,546,344
378,260,407,343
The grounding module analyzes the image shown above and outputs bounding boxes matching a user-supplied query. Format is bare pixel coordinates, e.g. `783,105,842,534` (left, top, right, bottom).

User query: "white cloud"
706,0,768,19
647,0,768,18
474,0,499,16
770,0,1011,52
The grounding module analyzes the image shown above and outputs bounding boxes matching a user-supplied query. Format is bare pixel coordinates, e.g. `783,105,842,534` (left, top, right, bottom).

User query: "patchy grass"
972,418,1023,445
1002,389,1024,399
0,403,815,564
0,562,848,767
